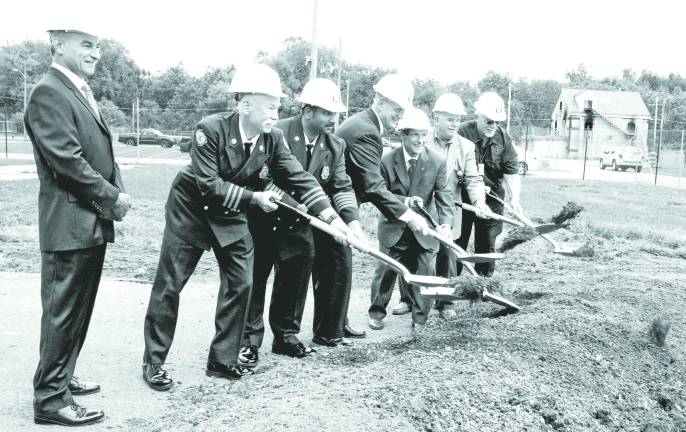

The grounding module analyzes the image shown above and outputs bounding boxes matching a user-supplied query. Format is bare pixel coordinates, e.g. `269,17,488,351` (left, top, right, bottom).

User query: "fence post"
679,129,684,188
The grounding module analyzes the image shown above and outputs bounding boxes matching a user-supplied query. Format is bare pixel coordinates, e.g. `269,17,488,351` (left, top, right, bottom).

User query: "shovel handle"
486,191,558,248
457,202,524,227
272,199,415,281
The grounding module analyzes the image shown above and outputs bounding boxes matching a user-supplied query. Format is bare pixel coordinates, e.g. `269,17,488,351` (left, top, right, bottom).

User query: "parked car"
599,146,644,172
118,129,182,147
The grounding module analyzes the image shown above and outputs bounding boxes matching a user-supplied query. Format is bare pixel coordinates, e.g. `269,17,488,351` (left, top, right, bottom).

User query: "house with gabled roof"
550,89,651,158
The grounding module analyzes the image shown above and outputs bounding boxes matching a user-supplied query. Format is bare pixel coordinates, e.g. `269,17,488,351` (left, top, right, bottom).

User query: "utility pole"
131,101,135,132
335,37,343,127
345,79,350,120
654,98,666,185
12,63,28,140
652,96,659,151
309,0,320,79
136,97,140,163
506,83,512,133
4,105,8,159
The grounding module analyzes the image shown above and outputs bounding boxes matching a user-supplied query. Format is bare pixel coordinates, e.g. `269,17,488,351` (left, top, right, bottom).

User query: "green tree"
0,40,51,115
98,98,129,127
90,39,143,109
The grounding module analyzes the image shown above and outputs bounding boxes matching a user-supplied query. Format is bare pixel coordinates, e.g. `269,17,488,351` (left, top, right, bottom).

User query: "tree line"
1,37,685,138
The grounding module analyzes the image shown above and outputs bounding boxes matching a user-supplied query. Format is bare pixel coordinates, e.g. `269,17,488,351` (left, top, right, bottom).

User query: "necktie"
244,141,253,160
408,158,417,177
81,85,98,114
306,144,314,170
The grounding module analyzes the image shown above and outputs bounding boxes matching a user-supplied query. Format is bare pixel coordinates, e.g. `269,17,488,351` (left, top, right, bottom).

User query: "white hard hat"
298,78,346,113
397,107,431,131
229,63,287,98
373,74,414,109
47,26,101,38
473,91,507,122
432,93,467,116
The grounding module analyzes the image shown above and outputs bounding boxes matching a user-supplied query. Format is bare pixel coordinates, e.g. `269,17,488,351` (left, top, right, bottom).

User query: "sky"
2,0,684,83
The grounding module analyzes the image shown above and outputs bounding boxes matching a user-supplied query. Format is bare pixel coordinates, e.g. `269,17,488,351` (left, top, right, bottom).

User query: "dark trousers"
243,223,314,348
368,229,434,324
457,192,504,277
143,226,253,367
312,229,353,340
34,244,106,414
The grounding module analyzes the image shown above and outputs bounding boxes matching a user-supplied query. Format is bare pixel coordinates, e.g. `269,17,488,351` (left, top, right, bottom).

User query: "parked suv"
599,146,644,172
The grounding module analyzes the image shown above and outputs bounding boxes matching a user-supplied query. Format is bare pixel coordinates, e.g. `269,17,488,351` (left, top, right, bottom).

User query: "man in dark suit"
368,108,454,330
142,65,350,389
240,79,365,365
25,27,131,426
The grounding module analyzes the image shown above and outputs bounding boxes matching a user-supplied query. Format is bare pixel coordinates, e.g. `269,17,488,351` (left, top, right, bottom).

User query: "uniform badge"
195,129,207,147
258,164,270,180
321,166,330,180
492,145,503,155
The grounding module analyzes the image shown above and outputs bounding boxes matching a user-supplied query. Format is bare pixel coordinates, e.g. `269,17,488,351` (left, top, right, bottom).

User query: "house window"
627,120,636,133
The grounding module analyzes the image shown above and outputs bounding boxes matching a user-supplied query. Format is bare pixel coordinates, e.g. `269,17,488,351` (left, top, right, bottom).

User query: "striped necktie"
81,85,99,114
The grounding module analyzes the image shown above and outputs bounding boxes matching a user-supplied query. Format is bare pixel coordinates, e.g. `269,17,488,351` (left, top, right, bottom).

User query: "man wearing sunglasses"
456,92,522,277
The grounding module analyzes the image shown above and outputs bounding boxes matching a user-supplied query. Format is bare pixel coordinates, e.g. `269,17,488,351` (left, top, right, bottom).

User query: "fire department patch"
492,145,503,155
195,129,207,147
258,164,270,180
321,166,330,180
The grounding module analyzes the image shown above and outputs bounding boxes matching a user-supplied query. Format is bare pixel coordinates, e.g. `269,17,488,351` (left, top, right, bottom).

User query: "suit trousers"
311,229,353,340
243,223,314,348
34,244,106,414
143,226,253,367
456,192,505,277
368,229,434,324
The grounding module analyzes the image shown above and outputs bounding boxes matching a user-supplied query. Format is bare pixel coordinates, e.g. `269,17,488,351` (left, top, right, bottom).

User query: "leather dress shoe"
272,341,315,358
344,323,367,338
69,376,100,396
368,318,384,330
312,335,354,347
34,403,104,426
206,360,255,380
142,364,173,391
392,301,411,315
238,345,259,369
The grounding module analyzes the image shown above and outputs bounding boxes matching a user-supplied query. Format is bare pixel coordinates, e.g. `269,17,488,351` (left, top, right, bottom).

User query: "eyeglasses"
485,119,498,125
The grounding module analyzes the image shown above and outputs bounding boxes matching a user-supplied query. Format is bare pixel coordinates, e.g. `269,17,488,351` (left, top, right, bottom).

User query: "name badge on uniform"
258,164,270,180
321,166,330,180
477,163,485,175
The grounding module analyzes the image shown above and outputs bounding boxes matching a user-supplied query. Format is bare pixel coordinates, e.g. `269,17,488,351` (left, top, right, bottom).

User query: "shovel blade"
418,286,461,301
482,290,521,311
406,274,452,287
457,253,505,263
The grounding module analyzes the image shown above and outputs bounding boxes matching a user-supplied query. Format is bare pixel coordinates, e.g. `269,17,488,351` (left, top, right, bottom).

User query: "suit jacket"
336,108,408,221
426,129,485,233
24,67,124,252
166,112,332,251
277,115,358,223
378,147,453,251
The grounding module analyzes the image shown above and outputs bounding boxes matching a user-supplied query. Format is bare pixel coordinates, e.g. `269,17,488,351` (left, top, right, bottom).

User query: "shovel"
272,199,449,288
413,205,505,264
456,202,560,235
486,192,581,256
415,205,520,311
